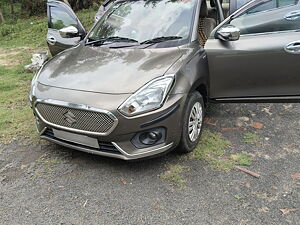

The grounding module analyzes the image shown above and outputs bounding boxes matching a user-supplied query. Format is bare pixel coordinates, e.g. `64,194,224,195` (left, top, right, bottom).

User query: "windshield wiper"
140,36,182,45
86,36,139,46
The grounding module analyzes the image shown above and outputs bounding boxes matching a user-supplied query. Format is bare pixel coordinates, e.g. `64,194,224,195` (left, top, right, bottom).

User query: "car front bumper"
31,83,187,160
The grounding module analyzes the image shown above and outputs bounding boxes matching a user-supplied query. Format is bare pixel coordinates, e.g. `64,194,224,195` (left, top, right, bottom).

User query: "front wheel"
176,91,205,154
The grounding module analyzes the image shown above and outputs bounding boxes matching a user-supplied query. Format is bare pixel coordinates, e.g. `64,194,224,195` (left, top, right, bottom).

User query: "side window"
236,0,251,9
230,0,298,15
230,0,300,35
49,6,78,30
246,0,298,14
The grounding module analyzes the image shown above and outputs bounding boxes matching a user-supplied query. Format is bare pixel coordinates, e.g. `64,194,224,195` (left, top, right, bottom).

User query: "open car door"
46,0,86,56
205,0,300,102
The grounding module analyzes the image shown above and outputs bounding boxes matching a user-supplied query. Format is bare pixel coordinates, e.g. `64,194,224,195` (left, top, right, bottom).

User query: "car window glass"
236,0,251,8
229,0,300,35
231,0,299,13
246,0,299,14
89,0,197,44
50,6,77,30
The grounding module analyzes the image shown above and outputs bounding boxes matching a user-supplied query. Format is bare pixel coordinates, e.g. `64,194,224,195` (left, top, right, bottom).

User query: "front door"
47,0,86,56
205,0,300,102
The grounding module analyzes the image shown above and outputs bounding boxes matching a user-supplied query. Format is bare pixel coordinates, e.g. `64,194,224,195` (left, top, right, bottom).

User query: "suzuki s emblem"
63,111,77,126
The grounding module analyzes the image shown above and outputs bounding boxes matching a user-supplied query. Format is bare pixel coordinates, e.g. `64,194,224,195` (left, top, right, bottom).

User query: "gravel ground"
0,103,299,225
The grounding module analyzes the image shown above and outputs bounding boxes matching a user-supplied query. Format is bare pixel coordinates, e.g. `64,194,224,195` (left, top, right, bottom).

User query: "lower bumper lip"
40,129,173,160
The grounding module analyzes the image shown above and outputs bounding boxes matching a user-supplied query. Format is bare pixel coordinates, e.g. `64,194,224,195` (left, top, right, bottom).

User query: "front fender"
170,45,209,95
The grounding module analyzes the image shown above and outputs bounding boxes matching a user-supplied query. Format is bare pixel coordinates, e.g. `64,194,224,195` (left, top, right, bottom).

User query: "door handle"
47,36,57,45
284,41,300,54
284,10,300,21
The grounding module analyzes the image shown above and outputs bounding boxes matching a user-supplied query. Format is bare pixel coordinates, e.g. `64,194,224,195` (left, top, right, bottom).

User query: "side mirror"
216,25,240,41
59,26,79,38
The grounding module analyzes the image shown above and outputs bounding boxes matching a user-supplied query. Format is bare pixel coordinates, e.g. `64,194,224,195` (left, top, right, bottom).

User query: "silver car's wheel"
176,91,204,154
188,102,203,142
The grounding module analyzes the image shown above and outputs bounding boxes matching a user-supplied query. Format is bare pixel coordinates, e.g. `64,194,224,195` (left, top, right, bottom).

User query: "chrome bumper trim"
112,142,174,160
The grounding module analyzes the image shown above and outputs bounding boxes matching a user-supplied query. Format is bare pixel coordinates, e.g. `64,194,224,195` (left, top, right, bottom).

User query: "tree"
0,0,101,21
0,8,4,23
20,0,46,16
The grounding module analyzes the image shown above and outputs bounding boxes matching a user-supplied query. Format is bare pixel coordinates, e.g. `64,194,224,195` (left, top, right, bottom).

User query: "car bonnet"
37,45,184,94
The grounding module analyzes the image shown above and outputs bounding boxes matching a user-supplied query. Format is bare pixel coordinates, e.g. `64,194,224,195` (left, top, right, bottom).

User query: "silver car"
31,0,300,160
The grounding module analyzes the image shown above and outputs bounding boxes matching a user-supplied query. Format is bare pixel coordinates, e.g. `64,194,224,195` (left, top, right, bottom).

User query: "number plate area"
53,129,100,149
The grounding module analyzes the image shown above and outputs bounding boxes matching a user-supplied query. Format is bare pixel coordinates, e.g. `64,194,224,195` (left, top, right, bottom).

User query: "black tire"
176,91,205,154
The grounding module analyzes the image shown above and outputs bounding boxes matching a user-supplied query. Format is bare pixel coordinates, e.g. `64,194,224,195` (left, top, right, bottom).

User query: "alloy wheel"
188,102,203,142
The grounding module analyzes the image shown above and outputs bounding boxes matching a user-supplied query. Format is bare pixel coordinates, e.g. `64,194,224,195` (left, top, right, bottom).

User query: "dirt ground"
0,103,299,225
0,47,33,67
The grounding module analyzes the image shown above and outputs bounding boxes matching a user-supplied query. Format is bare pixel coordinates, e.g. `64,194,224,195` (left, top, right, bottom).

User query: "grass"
191,131,253,171
192,131,230,161
0,8,97,144
243,132,260,144
0,9,97,49
0,64,36,143
230,153,252,166
160,164,188,188
0,17,47,49
234,194,243,200
31,151,70,178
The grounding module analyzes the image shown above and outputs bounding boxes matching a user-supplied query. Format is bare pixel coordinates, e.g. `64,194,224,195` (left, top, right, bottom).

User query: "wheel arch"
189,80,208,106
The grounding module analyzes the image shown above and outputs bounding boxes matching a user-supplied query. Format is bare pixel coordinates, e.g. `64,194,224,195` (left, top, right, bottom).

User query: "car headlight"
118,75,174,116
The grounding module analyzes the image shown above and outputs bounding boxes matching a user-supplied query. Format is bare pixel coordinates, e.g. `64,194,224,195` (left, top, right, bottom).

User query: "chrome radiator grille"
36,102,116,134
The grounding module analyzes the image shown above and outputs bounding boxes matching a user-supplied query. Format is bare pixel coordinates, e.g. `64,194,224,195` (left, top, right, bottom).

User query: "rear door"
205,0,300,102
47,0,86,56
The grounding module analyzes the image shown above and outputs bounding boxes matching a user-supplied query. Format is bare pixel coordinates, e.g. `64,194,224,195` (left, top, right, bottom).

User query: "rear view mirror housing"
216,25,240,41
59,26,79,38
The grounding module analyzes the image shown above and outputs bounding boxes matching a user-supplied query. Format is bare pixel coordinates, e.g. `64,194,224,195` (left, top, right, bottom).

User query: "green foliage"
0,64,36,143
160,164,187,188
191,131,253,170
243,132,260,144
234,194,243,200
92,1,102,10
0,8,97,49
0,0,102,21
0,8,97,143
77,8,98,30
192,131,230,161
0,17,47,48
230,153,252,166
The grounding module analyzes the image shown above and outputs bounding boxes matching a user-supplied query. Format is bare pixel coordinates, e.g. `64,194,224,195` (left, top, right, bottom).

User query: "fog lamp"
131,127,166,149
139,131,163,145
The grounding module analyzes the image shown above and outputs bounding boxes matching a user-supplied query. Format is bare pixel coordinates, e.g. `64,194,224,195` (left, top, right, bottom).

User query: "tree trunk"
0,8,4,23
10,3,14,15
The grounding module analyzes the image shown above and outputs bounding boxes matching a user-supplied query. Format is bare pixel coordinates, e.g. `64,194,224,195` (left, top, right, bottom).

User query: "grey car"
31,0,300,160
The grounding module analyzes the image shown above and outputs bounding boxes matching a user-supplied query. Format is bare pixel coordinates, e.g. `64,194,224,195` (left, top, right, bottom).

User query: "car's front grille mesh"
36,103,116,134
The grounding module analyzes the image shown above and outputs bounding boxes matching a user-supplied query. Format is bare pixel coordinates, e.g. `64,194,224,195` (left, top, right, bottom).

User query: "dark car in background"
30,0,300,160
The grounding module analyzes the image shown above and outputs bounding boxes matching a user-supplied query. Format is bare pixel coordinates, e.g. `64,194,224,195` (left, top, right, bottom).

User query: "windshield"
88,0,197,46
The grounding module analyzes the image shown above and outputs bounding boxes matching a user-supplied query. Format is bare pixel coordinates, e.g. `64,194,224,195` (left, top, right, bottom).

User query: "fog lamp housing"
131,127,166,149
